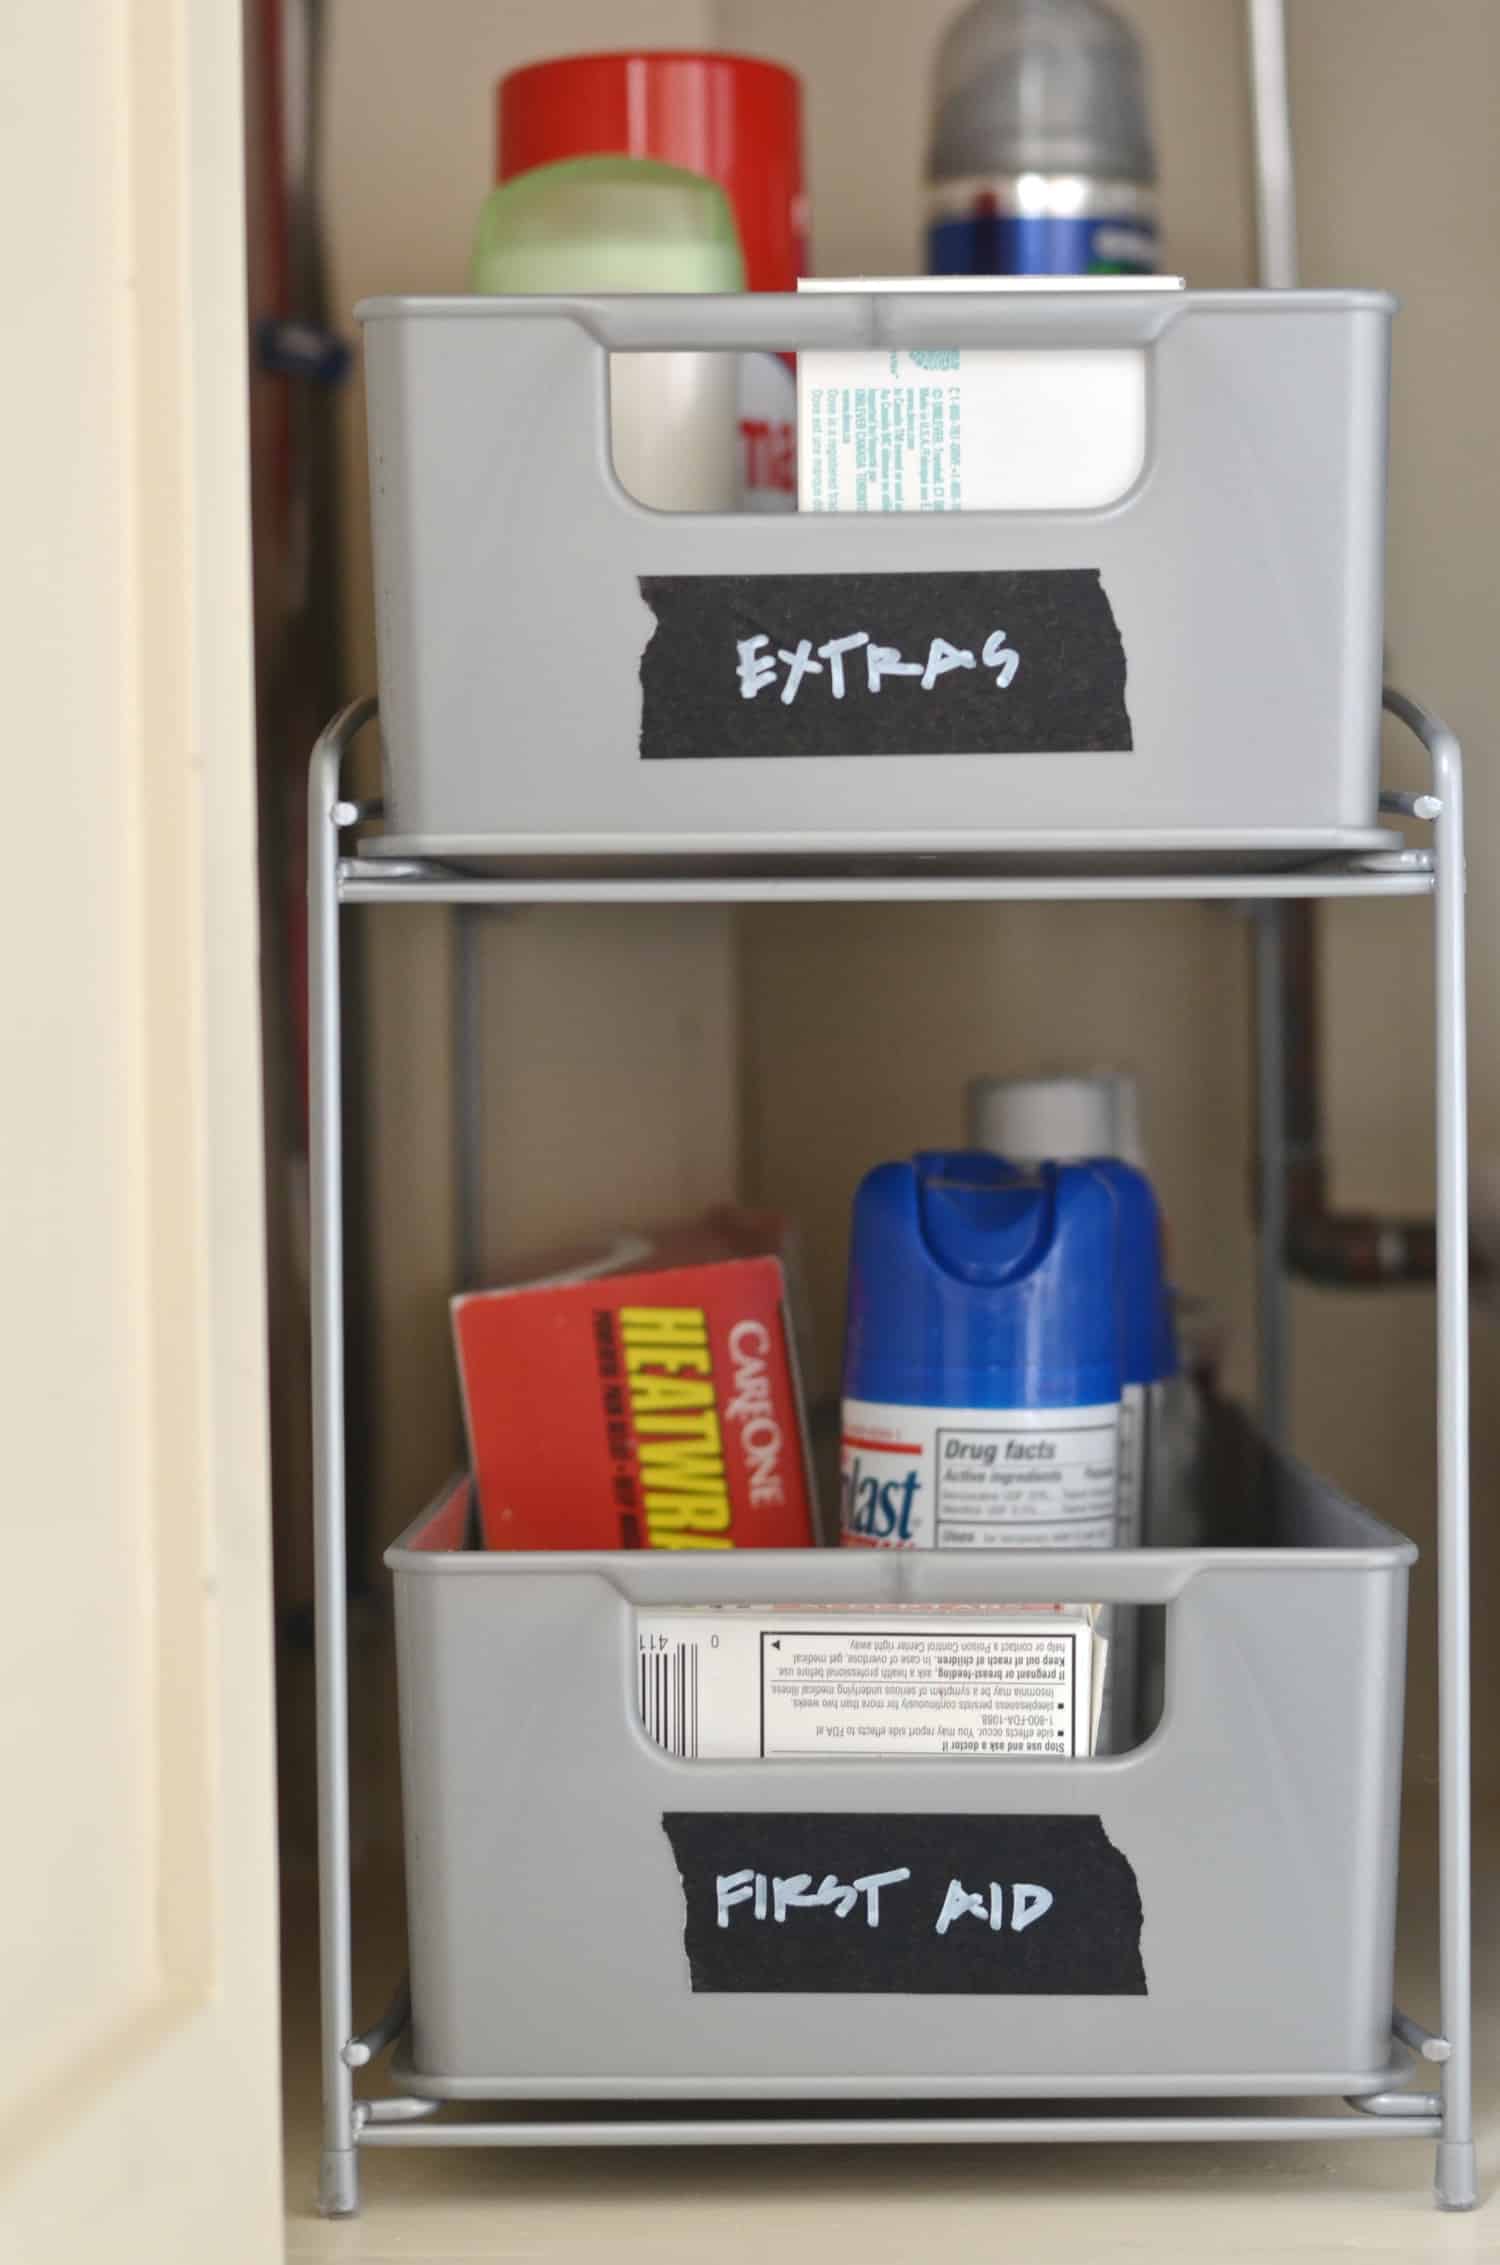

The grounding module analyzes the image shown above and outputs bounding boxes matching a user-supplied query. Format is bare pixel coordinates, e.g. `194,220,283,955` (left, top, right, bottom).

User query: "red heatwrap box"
452,1212,817,1551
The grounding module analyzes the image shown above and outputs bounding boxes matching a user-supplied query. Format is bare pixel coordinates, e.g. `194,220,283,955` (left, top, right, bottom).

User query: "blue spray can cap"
1081,1157,1178,1385
842,1150,1123,1410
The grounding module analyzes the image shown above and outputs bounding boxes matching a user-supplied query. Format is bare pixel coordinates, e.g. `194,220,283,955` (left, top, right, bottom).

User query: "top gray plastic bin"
357,290,1393,863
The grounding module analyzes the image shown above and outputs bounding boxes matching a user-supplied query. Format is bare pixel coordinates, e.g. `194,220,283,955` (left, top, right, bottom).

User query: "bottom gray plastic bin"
386,1407,1412,2102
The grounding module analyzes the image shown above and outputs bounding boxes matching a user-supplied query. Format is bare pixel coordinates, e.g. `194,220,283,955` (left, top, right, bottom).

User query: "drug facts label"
637,1609,1100,1761
840,1398,1120,1550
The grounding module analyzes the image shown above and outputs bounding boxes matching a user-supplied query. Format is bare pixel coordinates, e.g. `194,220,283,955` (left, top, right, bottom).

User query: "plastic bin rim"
357,287,1398,325
355,288,1397,361
383,1476,1418,1579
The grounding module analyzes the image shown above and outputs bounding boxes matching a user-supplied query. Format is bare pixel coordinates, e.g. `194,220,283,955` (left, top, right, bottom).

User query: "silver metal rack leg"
452,906,485,1290
1254,904,1291,1445
1432,717,1476,2211
1385,688,1476,2211
1247,0,1294,1451
310,697,379,2219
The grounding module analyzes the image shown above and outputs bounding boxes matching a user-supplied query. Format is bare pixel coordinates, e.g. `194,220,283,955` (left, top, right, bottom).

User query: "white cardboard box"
797,274,1183,513
637,1604,1106,1760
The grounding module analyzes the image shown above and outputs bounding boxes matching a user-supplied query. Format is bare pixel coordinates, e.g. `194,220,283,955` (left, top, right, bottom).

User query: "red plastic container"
495,50,806,293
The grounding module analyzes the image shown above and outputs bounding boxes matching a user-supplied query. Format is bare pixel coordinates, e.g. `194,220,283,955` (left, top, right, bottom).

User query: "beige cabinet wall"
729,0,1500,1791
1284,0,1500,1785
726,0,1261,1423
326,0,1500,1787
326,0,737,1550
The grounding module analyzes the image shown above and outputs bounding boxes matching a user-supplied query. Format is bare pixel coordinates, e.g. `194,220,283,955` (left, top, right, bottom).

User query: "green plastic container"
471,155,744,510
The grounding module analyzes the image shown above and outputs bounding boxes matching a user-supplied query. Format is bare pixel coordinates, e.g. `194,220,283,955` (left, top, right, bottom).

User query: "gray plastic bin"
385,1408,1412,2101
358,290,1393,865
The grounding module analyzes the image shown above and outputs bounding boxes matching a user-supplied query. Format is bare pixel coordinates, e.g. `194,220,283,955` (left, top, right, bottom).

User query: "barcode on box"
635,1610,1103,1760
638,1638,701,1759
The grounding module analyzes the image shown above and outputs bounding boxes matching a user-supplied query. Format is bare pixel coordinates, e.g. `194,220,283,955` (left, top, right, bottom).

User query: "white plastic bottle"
965,1074,1173,1751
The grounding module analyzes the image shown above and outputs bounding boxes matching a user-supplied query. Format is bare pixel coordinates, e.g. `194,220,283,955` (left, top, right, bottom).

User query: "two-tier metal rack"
307,686,1473,2215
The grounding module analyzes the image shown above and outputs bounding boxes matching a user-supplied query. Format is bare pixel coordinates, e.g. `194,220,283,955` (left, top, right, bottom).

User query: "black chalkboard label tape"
637,571,1132,762
661,1811,1146,1995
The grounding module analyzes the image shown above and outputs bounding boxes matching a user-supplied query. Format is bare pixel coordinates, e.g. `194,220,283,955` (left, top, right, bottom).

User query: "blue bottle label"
928,209,1157,277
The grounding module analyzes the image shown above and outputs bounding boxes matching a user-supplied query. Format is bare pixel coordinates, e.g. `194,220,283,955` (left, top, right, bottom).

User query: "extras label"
637,570,1132,762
